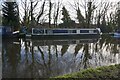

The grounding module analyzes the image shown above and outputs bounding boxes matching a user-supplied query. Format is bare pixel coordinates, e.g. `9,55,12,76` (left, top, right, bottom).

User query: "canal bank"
54,64,120,79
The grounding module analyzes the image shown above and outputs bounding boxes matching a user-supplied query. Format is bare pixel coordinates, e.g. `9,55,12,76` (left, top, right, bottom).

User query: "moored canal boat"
31,28,102,39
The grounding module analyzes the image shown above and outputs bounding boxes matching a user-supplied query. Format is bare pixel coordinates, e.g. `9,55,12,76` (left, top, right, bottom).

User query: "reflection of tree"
77,44,91,69
94,35,120,66
82,44,91,69
30,46,35,78
37,46,52,78
99,35,106,49
23,40,43,78
24,40,29,64
75,44,83,56
2,40,21,78
110,38,119,55
101,35,119,54
99,35,114,49
38,46,47,67
54,45,60,75
61,45,69,56
94,43,98,52
111,44,118,55
37,46,48,77
48,46,52,76
54,45,58,58
3,36,120,78
2,41,7,70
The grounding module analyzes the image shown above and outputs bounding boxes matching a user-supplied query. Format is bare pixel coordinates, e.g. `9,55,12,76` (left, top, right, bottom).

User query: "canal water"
2,35,120,78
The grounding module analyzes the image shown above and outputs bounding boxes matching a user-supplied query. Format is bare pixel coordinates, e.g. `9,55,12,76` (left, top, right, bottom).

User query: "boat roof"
32,28,100,30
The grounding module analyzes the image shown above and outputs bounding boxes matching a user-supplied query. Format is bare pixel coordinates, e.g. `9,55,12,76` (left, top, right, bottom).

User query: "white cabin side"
32,28,101,35
77,30,80,34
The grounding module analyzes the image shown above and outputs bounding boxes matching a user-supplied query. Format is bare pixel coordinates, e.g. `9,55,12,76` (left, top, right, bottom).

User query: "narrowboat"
31,28,102,39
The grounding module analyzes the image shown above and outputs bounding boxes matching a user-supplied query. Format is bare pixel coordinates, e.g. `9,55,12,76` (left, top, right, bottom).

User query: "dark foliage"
2,2,20,31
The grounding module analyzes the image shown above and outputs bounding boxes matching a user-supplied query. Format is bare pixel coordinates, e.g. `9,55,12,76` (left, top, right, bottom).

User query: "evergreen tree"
100,15,107,33
116,8,120,29
2,1,20,31
86,2,95,28
76,7,85,27
61,6,75,28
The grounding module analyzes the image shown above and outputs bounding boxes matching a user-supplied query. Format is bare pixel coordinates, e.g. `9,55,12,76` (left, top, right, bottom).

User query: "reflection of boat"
27,38,100,46
2,38,20,45
31,28,101,39
112,37,120,44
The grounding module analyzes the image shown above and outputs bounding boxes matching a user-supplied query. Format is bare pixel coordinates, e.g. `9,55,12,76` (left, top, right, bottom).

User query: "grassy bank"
53,64,120,79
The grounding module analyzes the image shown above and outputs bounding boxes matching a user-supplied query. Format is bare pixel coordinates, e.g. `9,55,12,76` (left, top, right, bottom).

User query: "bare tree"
72,0,114,29
36,0,46,24
20,0,30,27
20,0,47,28
116,2,120,29
68,0,98,28
0,4,2,25
86,1,96,28
53,0,62,28
95,1,114,32
49,0,52,28
68,0,85,27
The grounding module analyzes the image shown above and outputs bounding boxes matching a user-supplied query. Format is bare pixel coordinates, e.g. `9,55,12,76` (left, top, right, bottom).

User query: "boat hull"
28,38,99,46
31,34,100,40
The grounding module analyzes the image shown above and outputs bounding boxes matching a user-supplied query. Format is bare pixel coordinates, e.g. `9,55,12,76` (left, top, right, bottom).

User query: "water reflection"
2,39,21,78
2,36,120,78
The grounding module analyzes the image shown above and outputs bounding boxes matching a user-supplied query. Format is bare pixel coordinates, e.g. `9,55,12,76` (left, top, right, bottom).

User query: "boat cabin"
32,28,101,35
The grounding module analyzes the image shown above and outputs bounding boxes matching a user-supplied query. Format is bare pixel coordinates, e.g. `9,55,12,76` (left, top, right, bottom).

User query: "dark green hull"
31,34,100,40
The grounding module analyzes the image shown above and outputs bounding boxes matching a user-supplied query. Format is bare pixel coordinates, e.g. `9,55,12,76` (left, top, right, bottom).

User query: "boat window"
45,30,48,34
94,30,99,33
69,30,76,33
33,30,38,34
80,30,89,33
33,29,44,34
89,30,94,33
53,30,68,33
39,30,44,34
